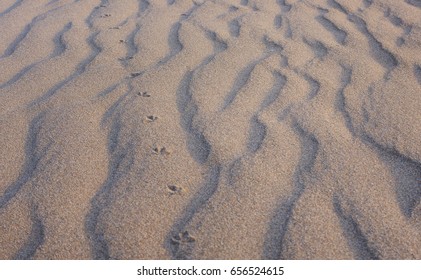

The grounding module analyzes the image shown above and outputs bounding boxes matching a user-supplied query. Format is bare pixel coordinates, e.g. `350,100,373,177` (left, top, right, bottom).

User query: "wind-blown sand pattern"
0,0,420,260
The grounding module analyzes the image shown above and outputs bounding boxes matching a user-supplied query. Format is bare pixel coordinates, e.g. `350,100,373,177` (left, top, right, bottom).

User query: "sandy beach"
0,0,420,259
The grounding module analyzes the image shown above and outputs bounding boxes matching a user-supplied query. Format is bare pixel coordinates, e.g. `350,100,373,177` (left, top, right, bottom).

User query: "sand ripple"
0,0,420,259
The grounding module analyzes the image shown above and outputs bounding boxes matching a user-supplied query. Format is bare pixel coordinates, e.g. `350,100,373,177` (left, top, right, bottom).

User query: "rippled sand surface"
0,0,421,259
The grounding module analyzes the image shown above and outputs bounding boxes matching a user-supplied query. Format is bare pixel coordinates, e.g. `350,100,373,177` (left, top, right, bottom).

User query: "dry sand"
0,0,421,260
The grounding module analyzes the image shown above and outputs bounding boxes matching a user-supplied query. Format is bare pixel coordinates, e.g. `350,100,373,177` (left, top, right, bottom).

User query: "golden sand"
0,0,420,259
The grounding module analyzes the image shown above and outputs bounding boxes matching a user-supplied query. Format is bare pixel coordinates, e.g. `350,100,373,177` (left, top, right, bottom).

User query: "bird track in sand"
0,0,420,260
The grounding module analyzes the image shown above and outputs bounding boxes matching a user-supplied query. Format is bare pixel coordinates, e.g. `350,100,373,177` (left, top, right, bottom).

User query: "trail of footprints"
0,0,420,259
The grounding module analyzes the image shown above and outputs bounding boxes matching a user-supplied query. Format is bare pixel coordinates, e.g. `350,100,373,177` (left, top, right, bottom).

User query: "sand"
0,0,420,260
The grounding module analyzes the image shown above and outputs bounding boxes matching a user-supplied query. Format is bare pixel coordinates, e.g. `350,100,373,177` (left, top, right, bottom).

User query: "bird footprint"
137,91,150,97
171,231,195,244
130,72,142,78
167,185,183,195
144,115,158,123
153,146,171,155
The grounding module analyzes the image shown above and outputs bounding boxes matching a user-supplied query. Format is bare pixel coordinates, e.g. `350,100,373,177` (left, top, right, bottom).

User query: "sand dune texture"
1,0,421,260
